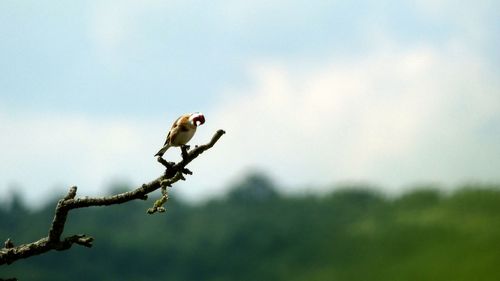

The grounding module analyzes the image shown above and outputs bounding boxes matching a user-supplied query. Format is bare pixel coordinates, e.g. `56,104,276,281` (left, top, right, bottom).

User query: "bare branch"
0,129,225,266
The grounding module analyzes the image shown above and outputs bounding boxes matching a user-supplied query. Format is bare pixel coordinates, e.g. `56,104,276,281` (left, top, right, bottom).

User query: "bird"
154,112,206,157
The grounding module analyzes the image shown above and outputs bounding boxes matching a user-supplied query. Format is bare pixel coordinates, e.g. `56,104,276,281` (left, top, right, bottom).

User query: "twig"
0,129,225,266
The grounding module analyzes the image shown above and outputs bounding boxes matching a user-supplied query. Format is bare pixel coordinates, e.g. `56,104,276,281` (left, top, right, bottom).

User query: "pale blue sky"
1,0,499,205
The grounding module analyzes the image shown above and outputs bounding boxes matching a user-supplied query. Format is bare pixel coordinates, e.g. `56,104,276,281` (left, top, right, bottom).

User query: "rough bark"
0,129,225,266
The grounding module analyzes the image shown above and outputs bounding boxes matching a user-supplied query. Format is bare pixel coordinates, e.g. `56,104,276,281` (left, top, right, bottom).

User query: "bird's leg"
181,145,190,159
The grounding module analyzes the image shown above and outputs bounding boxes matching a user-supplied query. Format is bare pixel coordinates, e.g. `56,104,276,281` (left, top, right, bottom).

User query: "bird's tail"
154,144,170,157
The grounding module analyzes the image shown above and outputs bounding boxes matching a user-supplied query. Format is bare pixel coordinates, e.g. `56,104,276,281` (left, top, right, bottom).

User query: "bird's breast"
170,127,196,146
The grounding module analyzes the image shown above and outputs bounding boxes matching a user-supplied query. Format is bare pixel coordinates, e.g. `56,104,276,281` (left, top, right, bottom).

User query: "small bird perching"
0,113,225,267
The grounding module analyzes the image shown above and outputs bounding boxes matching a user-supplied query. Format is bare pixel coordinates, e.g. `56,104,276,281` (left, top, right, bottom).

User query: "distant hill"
2,175,500,281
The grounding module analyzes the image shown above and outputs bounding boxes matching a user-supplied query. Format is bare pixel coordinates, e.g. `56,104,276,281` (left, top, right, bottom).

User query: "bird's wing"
164,114,190,145
163,132,171,146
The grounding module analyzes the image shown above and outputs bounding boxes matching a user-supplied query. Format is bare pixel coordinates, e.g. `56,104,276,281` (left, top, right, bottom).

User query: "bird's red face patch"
193,114,205,126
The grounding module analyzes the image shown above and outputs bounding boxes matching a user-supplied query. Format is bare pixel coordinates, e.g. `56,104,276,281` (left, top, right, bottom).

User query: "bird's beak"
194,115,205,126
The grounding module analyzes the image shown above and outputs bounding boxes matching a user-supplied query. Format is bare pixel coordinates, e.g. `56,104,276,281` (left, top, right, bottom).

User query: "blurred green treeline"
1,174,500,281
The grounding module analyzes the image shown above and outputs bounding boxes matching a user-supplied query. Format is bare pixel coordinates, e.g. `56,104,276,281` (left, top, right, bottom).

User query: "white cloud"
204,43,500,194
1,0,499,206
0,111,167,206
0,44,498,206
86,0,172,66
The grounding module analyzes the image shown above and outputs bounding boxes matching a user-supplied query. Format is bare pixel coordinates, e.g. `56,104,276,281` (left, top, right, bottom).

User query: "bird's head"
190,112,205,127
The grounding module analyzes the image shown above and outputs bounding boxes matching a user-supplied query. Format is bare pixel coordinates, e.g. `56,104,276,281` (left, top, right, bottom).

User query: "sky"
1,0,499,206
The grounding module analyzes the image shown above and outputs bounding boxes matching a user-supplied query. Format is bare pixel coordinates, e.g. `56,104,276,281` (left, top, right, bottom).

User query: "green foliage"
2,177,500,281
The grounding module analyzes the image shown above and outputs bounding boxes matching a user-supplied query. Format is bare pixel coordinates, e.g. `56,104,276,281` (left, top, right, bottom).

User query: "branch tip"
64,186,77,200
4,238,14,249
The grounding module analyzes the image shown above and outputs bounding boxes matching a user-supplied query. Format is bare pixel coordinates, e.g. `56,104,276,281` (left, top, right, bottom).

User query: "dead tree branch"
0,129,225,266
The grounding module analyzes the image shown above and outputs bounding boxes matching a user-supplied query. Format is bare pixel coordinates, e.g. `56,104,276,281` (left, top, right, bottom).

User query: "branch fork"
0,129,225,266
